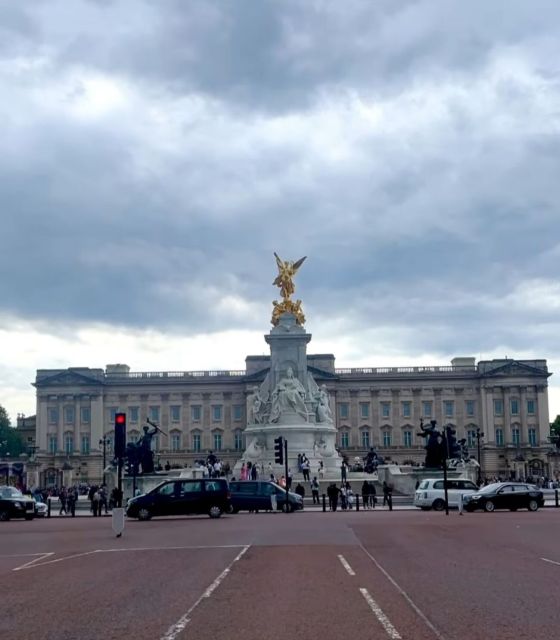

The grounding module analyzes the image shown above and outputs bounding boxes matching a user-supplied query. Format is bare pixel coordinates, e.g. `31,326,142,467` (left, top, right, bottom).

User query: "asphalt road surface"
2,509,559,640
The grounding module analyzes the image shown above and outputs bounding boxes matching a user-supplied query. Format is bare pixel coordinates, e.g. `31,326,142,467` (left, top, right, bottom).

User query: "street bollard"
356,494,359,511
458,493,463,516
388,494,393,511
47,497,51,518
555,489,559,508
322,493,326,512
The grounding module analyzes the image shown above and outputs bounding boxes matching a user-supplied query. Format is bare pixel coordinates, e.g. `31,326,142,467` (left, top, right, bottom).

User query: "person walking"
58,488,68,516
328,484,340,512
295,483,305,500
368,481,377,508
251,463,258,480
92,488,101,517
361,480,370,510
382,481,392,510
341,460,348,483
311,477,320,505
67,487,77,517
286,469,293,490
302,458,310,482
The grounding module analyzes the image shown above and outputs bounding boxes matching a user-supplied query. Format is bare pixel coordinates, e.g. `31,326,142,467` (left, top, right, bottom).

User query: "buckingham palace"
30,354,553,487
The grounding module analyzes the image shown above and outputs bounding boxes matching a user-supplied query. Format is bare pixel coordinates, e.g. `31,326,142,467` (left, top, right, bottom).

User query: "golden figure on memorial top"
271,252,306,326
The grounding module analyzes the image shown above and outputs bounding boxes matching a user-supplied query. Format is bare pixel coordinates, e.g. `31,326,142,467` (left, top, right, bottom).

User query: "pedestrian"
67,487,77,517
297,453,303,473
286,469,293,490
346,483,354,509
311,476,320,505
341,460,348,483
240,462,247,481
58,488,68,516
251,463,258,480
295,483,305,500
361,480,370,510
327,483,340,512
92,489,101,517
99,485,108,515
302,458,310,482
368,481,377,508
382,481,392,510
340,484,348,510
318,460,324,479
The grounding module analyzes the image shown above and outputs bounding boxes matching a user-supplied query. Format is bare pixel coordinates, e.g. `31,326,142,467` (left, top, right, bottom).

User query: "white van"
414,478,479,511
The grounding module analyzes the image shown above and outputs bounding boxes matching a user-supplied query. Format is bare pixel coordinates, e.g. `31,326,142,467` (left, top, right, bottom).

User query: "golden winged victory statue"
271,252,307,326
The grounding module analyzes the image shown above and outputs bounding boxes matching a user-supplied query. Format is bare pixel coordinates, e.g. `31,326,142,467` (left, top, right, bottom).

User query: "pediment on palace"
481,361,550,379
34,370,103,388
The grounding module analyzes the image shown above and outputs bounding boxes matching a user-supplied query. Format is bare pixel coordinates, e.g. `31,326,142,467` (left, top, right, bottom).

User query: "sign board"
112,507,125,537
270,494,277,512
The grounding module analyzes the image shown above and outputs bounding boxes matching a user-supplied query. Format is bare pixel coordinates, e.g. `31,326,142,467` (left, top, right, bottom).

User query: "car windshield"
477,483,503,494
0,487,23,499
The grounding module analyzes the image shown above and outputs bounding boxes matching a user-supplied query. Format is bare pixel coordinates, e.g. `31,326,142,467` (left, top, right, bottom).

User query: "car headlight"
14,501,22,508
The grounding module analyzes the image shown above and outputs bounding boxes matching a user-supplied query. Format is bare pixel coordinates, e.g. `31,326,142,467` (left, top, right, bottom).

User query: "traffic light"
114,412,126,459
274,436,284,464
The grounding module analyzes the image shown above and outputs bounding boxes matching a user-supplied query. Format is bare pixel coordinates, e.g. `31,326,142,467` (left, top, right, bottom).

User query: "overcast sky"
1,0,560,424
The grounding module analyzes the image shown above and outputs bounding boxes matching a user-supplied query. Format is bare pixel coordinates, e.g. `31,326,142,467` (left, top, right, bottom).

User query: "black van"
229,481,303,513
126,478,230,520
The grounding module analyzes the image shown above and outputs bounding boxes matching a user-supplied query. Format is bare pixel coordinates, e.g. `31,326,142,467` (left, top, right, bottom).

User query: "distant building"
31,356,552,486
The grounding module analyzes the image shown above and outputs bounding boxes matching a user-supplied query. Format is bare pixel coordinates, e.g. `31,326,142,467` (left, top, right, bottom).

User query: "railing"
335,366,477,376
104,370,247,380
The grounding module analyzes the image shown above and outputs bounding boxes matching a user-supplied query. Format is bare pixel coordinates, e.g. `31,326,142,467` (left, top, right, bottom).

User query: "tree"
550,415,560,449
0,405,25,456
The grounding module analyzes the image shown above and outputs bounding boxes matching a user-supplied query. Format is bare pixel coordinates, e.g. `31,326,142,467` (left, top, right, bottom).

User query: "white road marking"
0,553,53,558
360,588,402,639
98,544,247,553
541,557,560,566
159,545,250,640
360,543,447,640
13,552,54,571
15,549,99,570
338,554,356,576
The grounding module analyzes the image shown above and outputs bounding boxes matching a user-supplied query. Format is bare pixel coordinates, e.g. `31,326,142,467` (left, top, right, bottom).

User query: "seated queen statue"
270,367,308,422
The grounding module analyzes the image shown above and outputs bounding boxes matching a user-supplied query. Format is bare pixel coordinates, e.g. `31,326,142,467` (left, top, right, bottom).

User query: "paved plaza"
2,510,559,640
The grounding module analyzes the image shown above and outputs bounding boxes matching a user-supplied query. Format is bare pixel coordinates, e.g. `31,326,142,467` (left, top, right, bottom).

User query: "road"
2,509,559,640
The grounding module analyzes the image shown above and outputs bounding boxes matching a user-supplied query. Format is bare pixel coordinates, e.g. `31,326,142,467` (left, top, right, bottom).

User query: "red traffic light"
115,413,126,425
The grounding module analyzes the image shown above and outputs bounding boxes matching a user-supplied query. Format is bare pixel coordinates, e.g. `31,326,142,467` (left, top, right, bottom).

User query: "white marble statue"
247,386,264,424
269,367,308,422
315,384,333,423
245,437,266,460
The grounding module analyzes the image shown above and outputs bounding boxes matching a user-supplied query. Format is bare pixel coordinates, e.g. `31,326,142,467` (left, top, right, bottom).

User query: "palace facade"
30,355,554,487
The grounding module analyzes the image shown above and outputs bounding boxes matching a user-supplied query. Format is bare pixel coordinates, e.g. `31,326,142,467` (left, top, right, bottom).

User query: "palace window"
81,407,91,424
361,430,370,449
191,405,201,421
340,431,349,449
192,433,201,452
467,430,476,448
64,407,75,424
49,436,57,454
149,406,160,422
381,402,391,419
360,403,369,419
528,428,537,447
495,428,504,446
403,431,412,448
234,430,244,451
109,407,117,422
64,434,74,455
48,408,58,424
212,405,222,422
233,405,243,421
465,400,475,417
527,400,536,415
444,401,454,417
494,399,504,417
512,428,520,446
170,406,181,422
422,401,432,417
213,432,222,451
510,399,519,416
339,403,349,419
129,406,139,423
81,435,90,455
402,401,411,419
171,433,181,451
382,431,392,447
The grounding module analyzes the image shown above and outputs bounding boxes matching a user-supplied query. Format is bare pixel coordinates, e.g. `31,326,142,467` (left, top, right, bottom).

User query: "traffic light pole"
284,439,289,514
442,427,449,516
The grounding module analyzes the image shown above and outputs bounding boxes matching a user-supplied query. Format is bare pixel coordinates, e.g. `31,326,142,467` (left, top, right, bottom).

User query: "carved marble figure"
269,367,308,422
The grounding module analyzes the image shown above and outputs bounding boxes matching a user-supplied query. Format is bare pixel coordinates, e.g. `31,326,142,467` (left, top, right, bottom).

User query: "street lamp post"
475,427,484,485
99,436,108,482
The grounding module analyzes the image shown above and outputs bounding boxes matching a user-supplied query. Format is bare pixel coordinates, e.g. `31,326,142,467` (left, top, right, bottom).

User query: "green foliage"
551,415,560,436
0,405,25,456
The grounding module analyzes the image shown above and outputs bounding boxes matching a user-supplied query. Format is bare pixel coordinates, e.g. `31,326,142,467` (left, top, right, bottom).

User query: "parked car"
229,481,304,513
463,482,544,512
0,486,36,521
414,478,479,511
126,478,230,520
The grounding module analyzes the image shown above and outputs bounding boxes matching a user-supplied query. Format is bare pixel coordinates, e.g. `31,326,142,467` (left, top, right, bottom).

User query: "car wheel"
432,499,445,511
137,508,152,521
282,503,293,513
528,499,539,512
484,500,495,512
208,505,223,519
0,510,10,521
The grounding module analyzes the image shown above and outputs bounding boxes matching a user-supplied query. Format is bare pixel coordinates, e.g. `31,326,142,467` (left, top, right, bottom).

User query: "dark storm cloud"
1,0,560,363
